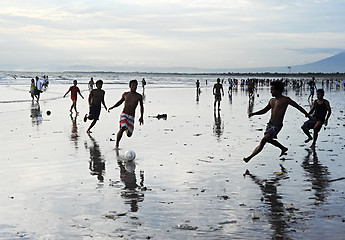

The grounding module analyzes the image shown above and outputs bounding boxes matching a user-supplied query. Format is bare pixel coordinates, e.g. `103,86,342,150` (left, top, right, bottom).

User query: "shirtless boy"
108,80,144,148
63,80,84,113
301,89,331,147
84,80,107,133
213,78,224,110
243,81,311,163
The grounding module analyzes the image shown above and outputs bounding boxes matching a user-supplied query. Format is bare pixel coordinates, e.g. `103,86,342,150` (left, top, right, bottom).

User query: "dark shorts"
88,104,101,120
34,89,41,96
215,93,222,101
265,122,283,140
303,119,323,130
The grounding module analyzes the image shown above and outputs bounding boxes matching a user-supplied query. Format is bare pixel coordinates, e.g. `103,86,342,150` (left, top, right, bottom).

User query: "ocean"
0,71,228,87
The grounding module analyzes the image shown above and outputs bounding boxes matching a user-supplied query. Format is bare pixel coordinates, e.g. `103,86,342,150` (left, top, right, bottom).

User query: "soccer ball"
125,150,136,161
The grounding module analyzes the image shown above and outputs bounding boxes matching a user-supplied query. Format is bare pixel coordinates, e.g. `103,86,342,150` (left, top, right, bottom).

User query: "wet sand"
1,84,345,239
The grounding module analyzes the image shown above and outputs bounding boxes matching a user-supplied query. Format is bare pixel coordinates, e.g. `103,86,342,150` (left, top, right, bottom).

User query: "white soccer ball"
125,150,136,161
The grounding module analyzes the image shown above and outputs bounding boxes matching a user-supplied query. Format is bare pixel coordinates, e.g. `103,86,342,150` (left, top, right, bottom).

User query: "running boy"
63,80,84,113
84,80,107,133
301,88,331,147
243,81,311,163
108,80,144,148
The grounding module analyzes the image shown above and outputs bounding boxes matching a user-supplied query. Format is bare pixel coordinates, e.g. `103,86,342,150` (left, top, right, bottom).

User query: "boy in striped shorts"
108,80,144,148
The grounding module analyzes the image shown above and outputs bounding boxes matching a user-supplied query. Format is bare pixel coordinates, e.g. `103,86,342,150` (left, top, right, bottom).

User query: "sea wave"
0,71,228,87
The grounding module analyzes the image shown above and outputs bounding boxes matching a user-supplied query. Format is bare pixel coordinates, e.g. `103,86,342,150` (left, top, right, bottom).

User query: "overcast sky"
1,0,345,71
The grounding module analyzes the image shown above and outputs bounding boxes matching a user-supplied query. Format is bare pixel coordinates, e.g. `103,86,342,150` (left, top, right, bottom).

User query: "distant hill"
291,51,345,73
220,52,345,74
136,52,345,73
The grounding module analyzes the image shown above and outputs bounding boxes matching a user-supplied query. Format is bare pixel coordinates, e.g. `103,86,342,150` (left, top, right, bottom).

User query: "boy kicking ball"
244,81,311,163
108,80,144,148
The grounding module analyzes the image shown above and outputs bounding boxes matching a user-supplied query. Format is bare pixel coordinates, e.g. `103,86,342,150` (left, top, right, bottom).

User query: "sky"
1,0,345,71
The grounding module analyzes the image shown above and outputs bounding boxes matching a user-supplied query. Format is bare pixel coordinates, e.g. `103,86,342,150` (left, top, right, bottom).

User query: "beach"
1,74,345,239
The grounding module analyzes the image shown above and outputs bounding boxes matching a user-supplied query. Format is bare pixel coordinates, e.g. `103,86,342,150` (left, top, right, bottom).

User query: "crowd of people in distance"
30,74,336,161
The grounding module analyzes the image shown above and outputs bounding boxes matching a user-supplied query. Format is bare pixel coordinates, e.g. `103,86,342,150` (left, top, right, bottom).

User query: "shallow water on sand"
0,83,345,239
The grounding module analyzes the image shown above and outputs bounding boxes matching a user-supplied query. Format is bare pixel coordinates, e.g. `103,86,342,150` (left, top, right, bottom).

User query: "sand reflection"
248,94,255,115
115,149,145,212
85,135,105,182
244,165,290,239
213,110,224,139
70,114,79,147
196,88,200,103
301,148,330,204
30,102,42,126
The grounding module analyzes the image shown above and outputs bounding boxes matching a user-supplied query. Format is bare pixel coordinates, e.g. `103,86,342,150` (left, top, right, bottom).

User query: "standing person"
228,79,233,93
301,89,331,147
248,79,255,99
213,78,224,110
34,76,43,103
141,78,146,89
243,81,311,163
63,80,84,114
88,77,95,92
308,77,316,101
196,79,200,94
42,75,48,88
108,80,144,148
84,80,107,133
29,78,35,101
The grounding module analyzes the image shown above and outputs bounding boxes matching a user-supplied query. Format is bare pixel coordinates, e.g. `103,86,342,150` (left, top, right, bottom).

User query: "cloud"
0,0,345,70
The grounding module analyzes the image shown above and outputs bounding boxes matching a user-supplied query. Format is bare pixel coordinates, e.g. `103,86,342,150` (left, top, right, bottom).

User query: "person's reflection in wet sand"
30,102,42,126
228,91,232,105
115,149,144,212
85,134,105,182
213,110,224,139
196,89,200,103
142,88,146,103
244,165,290,239
70,114,79,147
248,93,255,115
301,148,330,203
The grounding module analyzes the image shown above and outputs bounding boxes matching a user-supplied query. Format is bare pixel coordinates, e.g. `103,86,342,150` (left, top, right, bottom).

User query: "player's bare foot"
243,157,251,163
279,147,288,157
304,137,312,143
